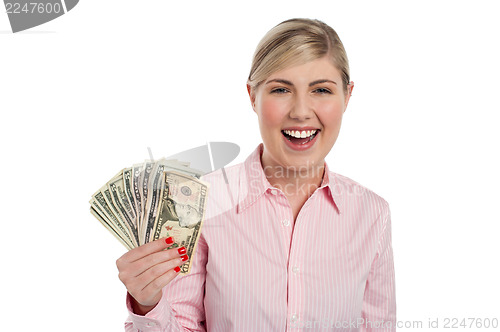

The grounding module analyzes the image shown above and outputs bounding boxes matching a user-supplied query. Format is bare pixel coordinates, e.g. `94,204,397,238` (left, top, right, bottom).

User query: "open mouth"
281,129,320,145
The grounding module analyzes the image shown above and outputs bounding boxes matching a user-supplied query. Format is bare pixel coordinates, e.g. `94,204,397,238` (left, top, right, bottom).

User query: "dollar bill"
108,176,139,247
109,173,136,228
161,158,204,179
123,168,137,222
90,205,133,250
90,191,135,248
102,184,139,248
152,170,209,275
143,162,168,244
139,161,154,243
90,159,209,276
131,163,144,238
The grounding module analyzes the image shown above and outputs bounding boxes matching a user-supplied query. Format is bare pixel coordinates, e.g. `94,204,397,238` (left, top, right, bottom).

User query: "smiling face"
248,56,353,173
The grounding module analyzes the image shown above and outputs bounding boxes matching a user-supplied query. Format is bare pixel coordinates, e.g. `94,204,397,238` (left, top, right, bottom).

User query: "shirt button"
291,314,298,322
270,189,278,195
146,322,156,327
282,219,290,226
292,266,300,274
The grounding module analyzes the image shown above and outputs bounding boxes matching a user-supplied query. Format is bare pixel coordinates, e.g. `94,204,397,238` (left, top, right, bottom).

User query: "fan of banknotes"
89,159,209,275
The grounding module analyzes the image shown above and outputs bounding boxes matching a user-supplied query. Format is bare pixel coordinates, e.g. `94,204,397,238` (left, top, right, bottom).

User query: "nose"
289,93,313,121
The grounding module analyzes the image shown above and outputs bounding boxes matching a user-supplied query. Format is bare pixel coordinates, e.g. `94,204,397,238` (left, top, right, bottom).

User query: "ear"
343,81,354,113
246,84,256,112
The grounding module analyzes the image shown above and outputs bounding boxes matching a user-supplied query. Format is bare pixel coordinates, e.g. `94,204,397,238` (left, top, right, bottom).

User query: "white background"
1,0,499,331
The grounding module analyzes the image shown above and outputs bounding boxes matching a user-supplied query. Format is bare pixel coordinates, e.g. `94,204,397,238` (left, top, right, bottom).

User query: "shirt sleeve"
124,233,208,332
360,201,397,332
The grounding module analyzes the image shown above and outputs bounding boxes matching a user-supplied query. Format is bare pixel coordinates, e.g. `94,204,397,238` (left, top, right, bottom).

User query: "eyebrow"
265,78,337,86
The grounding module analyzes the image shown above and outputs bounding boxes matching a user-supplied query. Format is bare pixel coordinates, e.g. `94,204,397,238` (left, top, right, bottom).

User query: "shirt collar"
237,144,273,213
237,144,343,214
319,159,344,214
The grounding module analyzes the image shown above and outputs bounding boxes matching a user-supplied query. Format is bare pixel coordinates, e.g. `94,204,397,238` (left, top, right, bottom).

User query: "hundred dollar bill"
152,170,209,275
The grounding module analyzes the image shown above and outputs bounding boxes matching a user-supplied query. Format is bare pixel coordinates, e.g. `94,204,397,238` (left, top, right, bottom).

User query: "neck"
262,161,325,198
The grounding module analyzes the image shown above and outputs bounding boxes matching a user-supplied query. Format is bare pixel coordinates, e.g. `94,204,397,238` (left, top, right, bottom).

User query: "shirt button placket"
288,208,304,331
142,321,160,331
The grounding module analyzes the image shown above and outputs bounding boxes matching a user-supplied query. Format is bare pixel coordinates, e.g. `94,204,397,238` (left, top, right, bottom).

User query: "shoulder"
329,170,390,217
200,161,243,188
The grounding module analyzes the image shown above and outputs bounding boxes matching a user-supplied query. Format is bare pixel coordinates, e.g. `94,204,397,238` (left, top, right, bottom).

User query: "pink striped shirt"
125,144,396,331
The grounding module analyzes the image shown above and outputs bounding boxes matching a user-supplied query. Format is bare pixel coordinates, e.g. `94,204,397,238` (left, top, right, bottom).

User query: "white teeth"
283,129,318,138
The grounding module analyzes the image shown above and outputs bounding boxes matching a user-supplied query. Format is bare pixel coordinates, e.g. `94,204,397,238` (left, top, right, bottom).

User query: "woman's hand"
116,237,189,315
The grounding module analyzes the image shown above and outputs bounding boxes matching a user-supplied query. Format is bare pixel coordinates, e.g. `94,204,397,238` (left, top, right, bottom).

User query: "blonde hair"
247,18,350,94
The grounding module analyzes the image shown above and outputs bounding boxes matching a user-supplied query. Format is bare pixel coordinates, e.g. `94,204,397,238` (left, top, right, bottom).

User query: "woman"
117,18,396,331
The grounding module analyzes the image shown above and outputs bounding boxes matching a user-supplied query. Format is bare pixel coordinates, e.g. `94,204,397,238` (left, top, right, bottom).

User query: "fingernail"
178,247,186,255
174,266,181,273
180,254,189,262
165,237,174,245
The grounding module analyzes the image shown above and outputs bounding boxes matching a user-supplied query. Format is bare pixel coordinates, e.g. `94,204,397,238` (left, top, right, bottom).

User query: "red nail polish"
180,254,189,262
174,266,181,273
178,247,186,255
165,237,174,245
